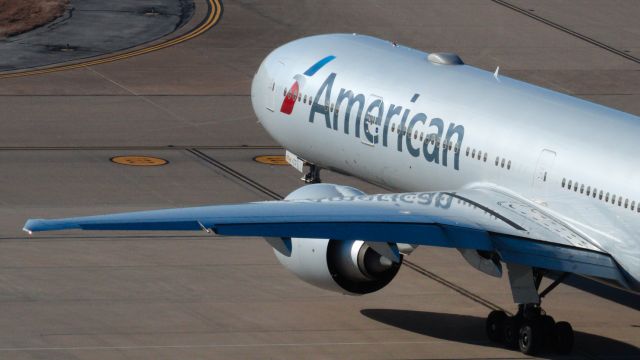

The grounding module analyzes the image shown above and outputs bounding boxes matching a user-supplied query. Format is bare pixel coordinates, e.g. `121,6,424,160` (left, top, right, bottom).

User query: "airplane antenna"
493,66,500,80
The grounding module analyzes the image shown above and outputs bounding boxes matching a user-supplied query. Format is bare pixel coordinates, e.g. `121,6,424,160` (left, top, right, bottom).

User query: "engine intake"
268,183,403,295
327,239,402,294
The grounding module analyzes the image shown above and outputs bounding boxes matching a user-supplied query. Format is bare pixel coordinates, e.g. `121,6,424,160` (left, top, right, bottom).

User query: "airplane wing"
23,186,634,290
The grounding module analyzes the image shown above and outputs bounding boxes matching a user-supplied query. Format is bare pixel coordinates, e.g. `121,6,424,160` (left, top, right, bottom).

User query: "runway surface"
0,0,638,359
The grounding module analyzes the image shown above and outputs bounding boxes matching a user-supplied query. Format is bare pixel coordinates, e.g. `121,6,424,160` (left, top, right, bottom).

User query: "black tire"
518,320,542,355
554,321,574,355
503,316,520,349
486,310,507,343
539,314,556,349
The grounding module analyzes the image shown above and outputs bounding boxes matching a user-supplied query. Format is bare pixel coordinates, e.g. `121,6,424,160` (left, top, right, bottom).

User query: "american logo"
280,55,336,114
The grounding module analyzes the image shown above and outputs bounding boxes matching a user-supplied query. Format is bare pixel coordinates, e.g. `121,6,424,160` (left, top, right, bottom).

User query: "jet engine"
266,183,403,295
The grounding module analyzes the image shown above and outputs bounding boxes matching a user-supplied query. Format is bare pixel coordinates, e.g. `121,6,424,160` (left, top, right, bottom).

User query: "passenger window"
477,150,482,160
309,96,313,103
605,192,610,202
298,93,301,102
330,103,334,112
495,157,499,166
618,197,622,206
303,95,307,103
573,182,578,191
625,199,629,208
391,123,396,132
483,153,487,162
580,185,584,194
562,178,566,188
586,186,591,196
593,188,597,198
420,132,424,141
455,143,460,153
501,158,505,168
507,160,511,170
466,147,470,156
599,190,603,200
472,149,476,158
284,88,287,96
632,201,636,211
567,180,573,189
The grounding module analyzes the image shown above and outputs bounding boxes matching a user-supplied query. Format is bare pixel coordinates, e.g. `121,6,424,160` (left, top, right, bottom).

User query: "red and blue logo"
280,55,336,115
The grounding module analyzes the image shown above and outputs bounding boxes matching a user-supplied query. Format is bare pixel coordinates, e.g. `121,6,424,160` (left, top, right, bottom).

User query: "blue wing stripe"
214,222,494,251
492,234,627,285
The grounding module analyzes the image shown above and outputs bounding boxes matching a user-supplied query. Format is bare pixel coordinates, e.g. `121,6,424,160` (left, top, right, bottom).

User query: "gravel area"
0,0,69,38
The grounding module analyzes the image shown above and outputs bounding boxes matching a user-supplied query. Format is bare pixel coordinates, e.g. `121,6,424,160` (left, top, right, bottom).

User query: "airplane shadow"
361,309,640,359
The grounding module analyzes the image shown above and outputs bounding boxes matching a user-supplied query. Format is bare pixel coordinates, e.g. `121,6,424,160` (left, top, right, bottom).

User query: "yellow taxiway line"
0,0,222,79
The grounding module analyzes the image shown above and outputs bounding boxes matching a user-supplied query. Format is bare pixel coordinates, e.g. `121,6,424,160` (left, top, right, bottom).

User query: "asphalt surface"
0,0,638,359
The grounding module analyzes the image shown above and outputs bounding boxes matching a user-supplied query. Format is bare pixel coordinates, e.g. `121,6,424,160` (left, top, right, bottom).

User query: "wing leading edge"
23,189,634,290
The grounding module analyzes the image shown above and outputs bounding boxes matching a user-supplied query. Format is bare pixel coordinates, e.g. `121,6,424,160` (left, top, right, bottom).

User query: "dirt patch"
0,0,70,38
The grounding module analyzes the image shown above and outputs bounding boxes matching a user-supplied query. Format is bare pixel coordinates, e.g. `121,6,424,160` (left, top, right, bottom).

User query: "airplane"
23,34,640,356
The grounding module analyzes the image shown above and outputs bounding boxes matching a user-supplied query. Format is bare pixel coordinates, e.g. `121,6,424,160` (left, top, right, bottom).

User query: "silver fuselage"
251,34,640,283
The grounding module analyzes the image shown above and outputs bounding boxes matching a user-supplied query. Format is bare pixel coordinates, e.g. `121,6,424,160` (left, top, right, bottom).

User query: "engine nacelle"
266,184,403,295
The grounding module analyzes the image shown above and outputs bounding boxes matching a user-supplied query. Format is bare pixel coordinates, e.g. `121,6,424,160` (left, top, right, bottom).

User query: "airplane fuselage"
251,34,640,284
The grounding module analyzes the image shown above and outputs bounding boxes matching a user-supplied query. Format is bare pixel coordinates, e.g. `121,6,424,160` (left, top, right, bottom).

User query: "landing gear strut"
303,164,321,183
486,266,574,355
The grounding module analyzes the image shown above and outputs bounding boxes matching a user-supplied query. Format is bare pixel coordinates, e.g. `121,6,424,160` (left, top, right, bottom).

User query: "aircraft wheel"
553,321,574,355
518,320,542,355
503,316,520,349
486,310,507,343
539,314,555,348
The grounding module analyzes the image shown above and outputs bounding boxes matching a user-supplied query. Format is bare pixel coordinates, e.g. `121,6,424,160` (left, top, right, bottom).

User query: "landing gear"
485,306,573,355
303,164,321,183
485,266,574,355
485,310,507,343
553,321,574,355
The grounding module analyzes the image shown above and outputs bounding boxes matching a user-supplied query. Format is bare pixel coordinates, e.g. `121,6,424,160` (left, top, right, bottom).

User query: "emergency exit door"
533,149,556,188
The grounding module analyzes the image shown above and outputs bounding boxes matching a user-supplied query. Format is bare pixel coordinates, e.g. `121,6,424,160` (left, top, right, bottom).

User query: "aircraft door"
533,149,556,188
266,60,285,112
